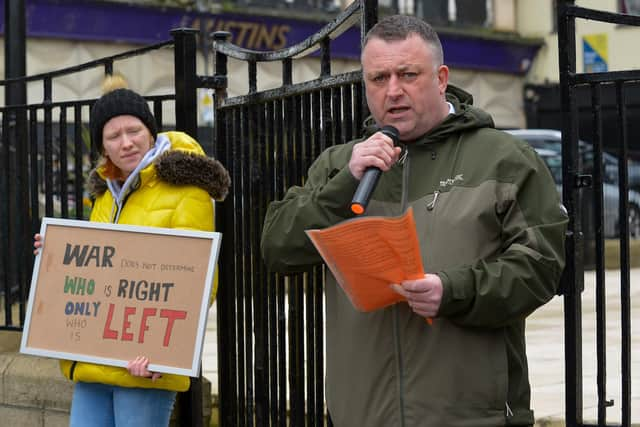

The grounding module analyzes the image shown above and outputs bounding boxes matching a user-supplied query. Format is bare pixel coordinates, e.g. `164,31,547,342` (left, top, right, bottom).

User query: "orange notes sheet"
306,208,424,312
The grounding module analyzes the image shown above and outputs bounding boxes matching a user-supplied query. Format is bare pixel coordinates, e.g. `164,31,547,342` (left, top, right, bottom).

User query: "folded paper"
306,208,424,311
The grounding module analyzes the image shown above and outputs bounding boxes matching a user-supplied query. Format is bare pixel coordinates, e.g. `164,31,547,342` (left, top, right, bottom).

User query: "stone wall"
0,331,211,427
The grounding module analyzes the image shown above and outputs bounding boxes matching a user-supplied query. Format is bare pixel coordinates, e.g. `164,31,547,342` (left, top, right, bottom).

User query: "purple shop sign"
0,0,540,74
0,0,361,58
442,33,541,75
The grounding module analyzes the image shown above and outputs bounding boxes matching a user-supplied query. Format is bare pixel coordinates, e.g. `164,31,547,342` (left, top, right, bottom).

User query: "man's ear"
437,65,449,96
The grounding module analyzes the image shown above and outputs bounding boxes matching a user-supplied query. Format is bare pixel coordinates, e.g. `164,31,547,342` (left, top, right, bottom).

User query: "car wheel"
629,204,640,238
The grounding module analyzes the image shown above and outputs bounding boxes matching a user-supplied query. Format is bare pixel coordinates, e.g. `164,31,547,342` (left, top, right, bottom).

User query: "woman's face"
102,115,154,178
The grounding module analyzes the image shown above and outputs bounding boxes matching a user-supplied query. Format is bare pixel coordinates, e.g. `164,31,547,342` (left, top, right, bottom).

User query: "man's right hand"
348,130,402,180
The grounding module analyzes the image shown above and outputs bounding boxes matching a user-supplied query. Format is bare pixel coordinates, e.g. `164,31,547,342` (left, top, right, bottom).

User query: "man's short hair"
363,15,444,66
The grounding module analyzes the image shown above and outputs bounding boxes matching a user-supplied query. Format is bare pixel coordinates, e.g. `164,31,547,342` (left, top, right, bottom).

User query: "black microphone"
350,125,400,215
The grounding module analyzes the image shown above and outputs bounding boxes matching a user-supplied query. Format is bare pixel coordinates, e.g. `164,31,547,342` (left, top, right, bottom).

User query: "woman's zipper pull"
426,191,439,211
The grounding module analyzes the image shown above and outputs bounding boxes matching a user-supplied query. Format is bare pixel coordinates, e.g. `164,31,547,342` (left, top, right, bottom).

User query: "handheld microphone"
350,125,400,215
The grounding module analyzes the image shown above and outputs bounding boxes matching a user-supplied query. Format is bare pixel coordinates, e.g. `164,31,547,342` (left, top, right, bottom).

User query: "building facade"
1,0,548,129
517,0,640,155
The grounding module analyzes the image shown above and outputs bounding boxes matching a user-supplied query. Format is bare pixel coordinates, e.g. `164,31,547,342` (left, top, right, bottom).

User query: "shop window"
416,0,449,26
620,0,640,15
455,0,488,27
415,0,491,28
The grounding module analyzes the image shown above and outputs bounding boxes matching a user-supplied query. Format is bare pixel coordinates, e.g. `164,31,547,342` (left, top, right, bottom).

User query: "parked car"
506,129,640,238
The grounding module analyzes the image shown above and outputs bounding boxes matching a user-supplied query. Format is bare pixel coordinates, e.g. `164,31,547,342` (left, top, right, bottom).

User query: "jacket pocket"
420,321,508,410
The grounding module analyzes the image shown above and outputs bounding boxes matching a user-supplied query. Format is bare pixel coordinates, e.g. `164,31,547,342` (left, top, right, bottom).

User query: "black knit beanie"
90,88,158,151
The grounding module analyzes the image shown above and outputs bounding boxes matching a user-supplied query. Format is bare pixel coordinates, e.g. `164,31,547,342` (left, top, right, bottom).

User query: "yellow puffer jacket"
60,131,230,392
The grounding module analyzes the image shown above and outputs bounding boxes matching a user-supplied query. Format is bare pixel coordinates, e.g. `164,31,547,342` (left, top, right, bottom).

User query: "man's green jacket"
261,86,568,427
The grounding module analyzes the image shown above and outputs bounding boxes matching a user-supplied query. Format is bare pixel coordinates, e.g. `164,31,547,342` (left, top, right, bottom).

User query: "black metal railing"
0,28,209,427
0,39,177,330
557,1,637,426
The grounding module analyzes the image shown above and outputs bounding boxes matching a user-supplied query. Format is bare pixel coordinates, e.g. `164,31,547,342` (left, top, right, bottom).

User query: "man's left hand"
391,274,443,319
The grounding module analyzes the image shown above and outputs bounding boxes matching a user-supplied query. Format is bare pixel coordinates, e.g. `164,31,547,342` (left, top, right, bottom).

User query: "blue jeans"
69,382,176,427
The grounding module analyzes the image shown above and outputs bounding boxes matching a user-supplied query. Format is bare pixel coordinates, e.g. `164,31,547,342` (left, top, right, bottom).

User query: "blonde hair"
101,72,129,94
96,73,130,180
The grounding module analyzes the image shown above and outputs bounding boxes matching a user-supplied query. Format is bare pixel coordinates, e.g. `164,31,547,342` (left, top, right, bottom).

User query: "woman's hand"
33,233,43,256
126,356,162,381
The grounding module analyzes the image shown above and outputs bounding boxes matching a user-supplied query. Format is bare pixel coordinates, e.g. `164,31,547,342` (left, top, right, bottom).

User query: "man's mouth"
388,107,410,114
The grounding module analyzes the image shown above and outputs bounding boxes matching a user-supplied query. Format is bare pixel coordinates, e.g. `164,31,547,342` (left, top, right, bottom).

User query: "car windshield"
536,149,563,183
506,129,640,191
505,129,640,239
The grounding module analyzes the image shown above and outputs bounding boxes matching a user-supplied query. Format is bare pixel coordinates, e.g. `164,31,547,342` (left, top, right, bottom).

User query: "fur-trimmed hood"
87,133,230,201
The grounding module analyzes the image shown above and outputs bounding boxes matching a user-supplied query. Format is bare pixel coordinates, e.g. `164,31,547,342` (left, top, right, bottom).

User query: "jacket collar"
361,84,494,146
87,148,230,201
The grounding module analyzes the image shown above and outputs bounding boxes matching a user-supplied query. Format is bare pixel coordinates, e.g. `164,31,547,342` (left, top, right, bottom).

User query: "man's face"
362,34,449,141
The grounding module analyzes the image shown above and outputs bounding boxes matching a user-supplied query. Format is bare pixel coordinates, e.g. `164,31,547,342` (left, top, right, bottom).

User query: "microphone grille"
380,125,399,144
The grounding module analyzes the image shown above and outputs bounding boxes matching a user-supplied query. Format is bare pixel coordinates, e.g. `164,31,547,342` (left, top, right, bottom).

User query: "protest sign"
20,217,221,377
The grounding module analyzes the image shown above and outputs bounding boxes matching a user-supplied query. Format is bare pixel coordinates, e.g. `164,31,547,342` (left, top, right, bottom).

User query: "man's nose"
386,75,403,97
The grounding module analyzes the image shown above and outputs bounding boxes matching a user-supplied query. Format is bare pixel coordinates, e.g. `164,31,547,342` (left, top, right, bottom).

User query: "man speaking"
261,15,567,427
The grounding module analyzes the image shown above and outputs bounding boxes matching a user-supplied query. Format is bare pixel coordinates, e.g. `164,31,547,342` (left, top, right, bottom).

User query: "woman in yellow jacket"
37,82,230,427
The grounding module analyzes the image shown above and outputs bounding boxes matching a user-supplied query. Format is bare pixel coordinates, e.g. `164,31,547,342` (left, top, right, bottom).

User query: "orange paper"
306,208,425,312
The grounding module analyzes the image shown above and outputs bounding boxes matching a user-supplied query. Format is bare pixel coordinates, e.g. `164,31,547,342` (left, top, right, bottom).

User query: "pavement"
201,268,640,425
526,267,640,425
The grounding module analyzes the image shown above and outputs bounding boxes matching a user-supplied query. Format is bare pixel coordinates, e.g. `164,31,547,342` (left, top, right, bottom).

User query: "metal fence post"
556,2,584,426
210,30,237,427
171,27,203,427
3,0,29,327
172,28,199,137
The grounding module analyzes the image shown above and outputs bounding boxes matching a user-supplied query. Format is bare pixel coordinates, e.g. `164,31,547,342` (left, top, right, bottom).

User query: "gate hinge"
574,174,592,188
601,399,614,408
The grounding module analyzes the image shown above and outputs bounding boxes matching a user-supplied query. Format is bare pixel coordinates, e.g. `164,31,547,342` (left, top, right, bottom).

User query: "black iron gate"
557,2,635,426
211,1,377,425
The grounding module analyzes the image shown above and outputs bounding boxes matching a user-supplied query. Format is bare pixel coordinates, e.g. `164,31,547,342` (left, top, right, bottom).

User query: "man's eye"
372,75,387,83
401,72,417,80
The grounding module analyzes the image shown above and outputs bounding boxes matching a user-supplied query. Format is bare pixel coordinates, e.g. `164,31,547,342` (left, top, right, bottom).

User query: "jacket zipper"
400,145,410,213
109,174,140,223
69,361,77,381
505,401,514,417
426,191,439,211
111,191,134,223
110,200,119,223
393,305,406,427
396,146,409,426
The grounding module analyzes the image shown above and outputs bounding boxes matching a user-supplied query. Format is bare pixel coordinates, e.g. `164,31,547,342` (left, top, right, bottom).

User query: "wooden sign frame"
20,217,221,377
